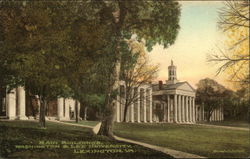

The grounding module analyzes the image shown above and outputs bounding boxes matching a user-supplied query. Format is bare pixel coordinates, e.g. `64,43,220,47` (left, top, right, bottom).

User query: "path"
196,123,249,131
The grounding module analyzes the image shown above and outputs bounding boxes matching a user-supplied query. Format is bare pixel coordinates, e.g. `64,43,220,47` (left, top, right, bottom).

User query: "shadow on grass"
0,121,173,159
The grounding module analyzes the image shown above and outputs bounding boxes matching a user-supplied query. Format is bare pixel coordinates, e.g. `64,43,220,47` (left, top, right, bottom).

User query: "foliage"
0,1,112,126
196,78,249,121
223,87,249,121
208,0,249,89
0,0,181,135
120,39,159,122
96,0,181,136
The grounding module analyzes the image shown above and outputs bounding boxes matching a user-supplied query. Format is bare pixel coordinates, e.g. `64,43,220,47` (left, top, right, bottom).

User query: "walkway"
196,123,249,131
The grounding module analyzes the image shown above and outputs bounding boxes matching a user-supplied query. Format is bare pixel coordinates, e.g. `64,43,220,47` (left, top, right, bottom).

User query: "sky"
148,1,230,89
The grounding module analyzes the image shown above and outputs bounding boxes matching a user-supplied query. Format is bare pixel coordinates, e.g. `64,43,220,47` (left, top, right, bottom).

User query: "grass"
198,120,249,128
0,120,173,159
64,120,100,127
113,122,250,158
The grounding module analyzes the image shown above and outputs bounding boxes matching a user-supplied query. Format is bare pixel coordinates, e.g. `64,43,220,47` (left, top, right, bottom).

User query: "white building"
0,61,224,122
114,60,224,123
0,87,79,120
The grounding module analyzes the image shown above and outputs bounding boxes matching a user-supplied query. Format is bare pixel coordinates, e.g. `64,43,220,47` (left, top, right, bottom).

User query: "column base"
28,116,35,120
57,117,71,121
17,116,28,120
8,116,17,120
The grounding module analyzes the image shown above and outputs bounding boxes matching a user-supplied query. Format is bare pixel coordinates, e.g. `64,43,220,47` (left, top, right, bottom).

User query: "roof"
152,81,196,92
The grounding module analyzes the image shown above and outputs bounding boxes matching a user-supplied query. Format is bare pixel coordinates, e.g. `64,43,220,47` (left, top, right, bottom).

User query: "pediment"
176,82,195,92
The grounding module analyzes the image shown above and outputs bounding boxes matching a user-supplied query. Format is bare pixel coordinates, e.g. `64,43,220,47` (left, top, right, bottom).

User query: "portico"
152,61,196,123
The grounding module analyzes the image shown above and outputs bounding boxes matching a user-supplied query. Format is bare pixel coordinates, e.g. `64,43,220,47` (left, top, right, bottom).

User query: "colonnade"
161,94,196,123
3,87,77,120
5,87,27,120
196,104,205,121
116,85,153,123
210,106,224,121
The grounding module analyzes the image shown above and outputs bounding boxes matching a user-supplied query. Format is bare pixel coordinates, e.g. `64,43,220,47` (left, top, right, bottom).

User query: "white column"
185,96,188,123
143,88,147,122
120,86,124,122
174,94,177,123
218,107,220,121
202,104,205,121
64,99,70,120
17,87,27,120
77,101,81,119
6,89,16,120
137,88,141,123
215,108,217,121
189,97,192,122
222,106,224,121
213,110,216,121
130,88,134,122
215,108,218,121
218,108,220,121
131,102,134,123
178,95,181,123
116,89,120,122
188,97,191,122
57,98,64,120
212,110,214,121
167,95,170,122
210,111,212,121
149,88,152,123
181,96,185,122
163,102,167,122
192,97,195,123
219,106,222,121
217,108,220,121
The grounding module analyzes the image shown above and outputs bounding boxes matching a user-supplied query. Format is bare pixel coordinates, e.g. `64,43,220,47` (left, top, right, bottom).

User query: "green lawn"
0,121,173,159
114,122,250,158
198,120,249,128
64,120,100,127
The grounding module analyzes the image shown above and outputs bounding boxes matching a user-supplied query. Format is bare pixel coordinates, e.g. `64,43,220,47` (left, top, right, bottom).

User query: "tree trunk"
123,103,129,122
39,97,46,128
206,110,212,122
97,61,121,137
97,29,121,137
97,1,126,137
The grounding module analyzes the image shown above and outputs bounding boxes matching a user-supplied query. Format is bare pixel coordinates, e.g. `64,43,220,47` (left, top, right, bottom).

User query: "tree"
223,87,249,121
196,78,226,121
0,1,181,136
0,1,108,127
96,0,181,137
120,40,159,122
208,1,249,88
